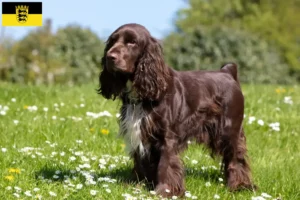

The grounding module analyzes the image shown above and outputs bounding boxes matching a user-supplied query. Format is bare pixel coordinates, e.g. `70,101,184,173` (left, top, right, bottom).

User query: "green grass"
0,83,299,200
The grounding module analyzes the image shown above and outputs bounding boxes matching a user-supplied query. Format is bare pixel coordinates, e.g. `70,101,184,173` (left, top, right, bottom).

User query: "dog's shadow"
35,165,222,189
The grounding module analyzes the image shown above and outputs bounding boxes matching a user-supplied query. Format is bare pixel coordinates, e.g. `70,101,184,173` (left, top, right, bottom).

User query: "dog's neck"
123,80,141,104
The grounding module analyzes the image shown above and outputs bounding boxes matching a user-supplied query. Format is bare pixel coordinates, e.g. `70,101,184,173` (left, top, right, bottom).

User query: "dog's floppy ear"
97,39,127,100
133,37,170,101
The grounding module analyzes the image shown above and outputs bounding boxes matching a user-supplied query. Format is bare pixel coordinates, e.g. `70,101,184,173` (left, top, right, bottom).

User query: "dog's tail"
220,62,240,86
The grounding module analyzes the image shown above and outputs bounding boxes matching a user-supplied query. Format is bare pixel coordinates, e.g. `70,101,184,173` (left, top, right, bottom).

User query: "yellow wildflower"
4,175,14,181
275,88,286,94
8,168,21,174
101,129,109,135
23,105,28,109
121,144,126,149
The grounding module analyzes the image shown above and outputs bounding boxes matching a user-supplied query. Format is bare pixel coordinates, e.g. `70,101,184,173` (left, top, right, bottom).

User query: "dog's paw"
155,183,172,198
155,183,185,198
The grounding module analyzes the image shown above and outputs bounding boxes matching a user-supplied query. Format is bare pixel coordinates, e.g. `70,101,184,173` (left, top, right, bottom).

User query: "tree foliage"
173,0,300,81
0,19,104,85
164,26,293,84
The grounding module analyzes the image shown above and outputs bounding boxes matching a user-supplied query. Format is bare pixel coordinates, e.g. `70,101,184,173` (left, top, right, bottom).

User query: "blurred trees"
1,0,300,85
164,26,292,84
165,0,300,83
0,19,104,85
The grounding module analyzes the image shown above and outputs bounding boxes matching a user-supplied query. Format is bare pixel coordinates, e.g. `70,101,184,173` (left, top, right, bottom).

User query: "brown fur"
98,23,256,198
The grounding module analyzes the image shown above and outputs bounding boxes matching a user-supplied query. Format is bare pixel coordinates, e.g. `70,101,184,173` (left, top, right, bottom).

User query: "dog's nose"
106,53,117,61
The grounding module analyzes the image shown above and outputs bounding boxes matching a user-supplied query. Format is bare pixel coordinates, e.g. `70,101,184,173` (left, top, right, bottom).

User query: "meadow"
0,82,299,200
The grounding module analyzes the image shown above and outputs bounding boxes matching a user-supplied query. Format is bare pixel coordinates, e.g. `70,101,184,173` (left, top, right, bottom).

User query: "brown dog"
98,23,255,198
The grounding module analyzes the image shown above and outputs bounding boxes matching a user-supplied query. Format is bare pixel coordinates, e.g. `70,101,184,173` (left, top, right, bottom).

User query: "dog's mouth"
107,61,134,75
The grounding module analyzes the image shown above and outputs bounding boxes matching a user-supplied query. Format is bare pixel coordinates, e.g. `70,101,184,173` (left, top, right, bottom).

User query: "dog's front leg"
155,138,185,198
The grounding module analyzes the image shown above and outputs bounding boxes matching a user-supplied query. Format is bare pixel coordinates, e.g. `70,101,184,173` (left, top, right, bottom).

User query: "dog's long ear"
133,37,170,101
97,40,127,100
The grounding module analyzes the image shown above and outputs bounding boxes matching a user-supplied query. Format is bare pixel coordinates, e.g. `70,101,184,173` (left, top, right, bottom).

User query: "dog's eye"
126,39,137,46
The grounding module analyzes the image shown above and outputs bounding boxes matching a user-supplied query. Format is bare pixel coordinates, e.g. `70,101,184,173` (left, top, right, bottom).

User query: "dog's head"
98,23,169,101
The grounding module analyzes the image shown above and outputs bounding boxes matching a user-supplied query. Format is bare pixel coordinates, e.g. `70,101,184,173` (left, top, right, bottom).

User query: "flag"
2,2,42,26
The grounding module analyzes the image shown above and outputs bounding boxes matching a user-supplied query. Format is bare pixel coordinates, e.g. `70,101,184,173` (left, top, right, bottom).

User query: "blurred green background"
1,0,299,85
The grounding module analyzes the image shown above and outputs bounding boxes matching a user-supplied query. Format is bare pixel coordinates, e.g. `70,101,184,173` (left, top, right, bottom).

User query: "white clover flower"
80,103,85,107
76,184,83,190
191,160,198,164
1,148,7,152
257,119,264,126
150,191,156,195
99,158,107,165
86,111,112,119
185,192,192,198
28,105,38,112
211,165,217,170
11,98,16,102
13,193,20,198
35,194,42,200
109,164,116,170
248,116,256,124
6,186,12,190
251,196,266,200
284,96,293,105
33,188,40,192
261,193,272,198
24,190,32,197
43,107,48,112
214,194,220,199
49,191,57,196
74,151,83,156
69,156,76,161
205,182,211,187
90,190,97,196
82,163,91,168
52,116,57,120
53,175,59,179
76,140,83,144
105,188,111,193
269,122,280,131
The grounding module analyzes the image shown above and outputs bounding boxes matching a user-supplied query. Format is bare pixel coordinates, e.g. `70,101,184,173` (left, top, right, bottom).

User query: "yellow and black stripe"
2,2,42,26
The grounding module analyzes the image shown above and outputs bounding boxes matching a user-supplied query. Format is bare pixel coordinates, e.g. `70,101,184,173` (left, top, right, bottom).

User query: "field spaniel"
98,23,255,197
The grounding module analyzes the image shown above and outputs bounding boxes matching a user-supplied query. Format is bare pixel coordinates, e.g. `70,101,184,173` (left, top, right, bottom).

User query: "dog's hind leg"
220,92,256,191
221,128,255,191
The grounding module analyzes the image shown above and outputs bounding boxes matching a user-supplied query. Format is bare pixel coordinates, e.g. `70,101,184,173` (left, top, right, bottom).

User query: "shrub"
163,26,295,84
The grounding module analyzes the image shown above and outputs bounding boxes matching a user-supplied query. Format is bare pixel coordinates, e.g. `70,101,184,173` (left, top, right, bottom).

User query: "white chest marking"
119,103,150,157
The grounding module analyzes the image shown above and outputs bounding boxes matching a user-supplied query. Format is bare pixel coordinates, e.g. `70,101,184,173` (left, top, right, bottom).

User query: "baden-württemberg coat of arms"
15,5,29,23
